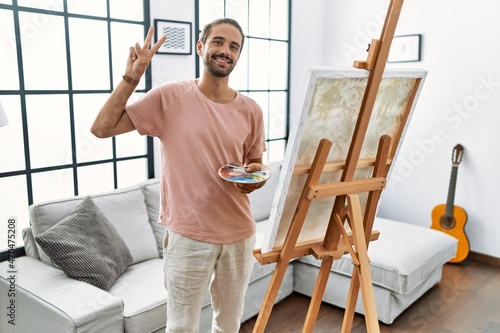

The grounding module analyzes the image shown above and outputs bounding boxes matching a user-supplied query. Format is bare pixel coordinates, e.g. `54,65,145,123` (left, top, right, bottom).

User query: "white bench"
293,217,458,324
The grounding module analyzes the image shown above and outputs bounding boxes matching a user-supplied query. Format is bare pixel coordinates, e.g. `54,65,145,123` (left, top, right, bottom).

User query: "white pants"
163,228,256,333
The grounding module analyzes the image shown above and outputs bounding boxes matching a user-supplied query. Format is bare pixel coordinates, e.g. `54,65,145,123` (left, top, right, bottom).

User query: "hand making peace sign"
125,26,167,80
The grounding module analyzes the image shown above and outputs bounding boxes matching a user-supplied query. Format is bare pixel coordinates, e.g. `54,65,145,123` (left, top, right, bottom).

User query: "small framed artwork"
154,19,192,55
387,34,421,63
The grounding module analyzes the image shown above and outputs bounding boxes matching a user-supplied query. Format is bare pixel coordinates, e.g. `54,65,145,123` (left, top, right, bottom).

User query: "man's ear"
196,40,204,56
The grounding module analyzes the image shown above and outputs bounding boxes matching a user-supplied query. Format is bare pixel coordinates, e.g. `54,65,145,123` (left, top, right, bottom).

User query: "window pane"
117,158,147,188
116,131,146,158
31,169,75,203
26,95,72,168
269,92,287,139
199,0,224,27
270,41,288,90
69,18,110,90
17,0,63,11
0,96,25,173
0,1,151,252
226,0,249,33
78,163,115,196
111,22,145,90
20,12,68,90
249,0,269,37
248,39,270,90
0,176,29,248
248,92,269,138
229,44,248,91
0,9,19,90
270,0,289,39
67,0,107,17
266,139,285,163
73,94,113,163
110,0,143,21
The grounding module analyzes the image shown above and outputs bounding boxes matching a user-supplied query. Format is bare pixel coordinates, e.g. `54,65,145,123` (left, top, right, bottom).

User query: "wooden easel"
252,1,405,332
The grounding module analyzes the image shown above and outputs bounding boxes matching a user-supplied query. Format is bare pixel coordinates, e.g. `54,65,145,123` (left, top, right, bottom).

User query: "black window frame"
0,0,152,260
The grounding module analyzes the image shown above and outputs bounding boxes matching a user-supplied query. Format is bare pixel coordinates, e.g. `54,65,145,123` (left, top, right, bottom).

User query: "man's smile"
213,55,232,65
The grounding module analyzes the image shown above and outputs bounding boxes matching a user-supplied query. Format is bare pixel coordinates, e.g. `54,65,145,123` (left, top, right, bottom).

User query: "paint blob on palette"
218,163,271,184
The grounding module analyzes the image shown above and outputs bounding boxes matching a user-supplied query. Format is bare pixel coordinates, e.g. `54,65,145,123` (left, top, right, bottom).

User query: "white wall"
319,0,500,259
149,0,196,84
289,0,328,132
149,0,500,259
149,0,196,177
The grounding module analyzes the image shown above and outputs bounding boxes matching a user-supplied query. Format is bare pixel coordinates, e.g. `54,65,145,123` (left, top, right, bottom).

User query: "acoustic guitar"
431,144,469,263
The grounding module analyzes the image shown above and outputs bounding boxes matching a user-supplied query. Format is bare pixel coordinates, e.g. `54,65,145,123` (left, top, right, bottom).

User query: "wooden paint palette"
218,163,271,184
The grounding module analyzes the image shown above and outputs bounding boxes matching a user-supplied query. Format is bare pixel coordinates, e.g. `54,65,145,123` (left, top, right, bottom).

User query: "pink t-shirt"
126,80,265,244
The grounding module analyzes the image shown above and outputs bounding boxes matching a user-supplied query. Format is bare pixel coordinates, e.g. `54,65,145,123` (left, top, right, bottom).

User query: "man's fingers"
127,46,135,60
151,34,167,53
236,182,259,194
142,26,154,49
135,27,166,55
244,163,263,172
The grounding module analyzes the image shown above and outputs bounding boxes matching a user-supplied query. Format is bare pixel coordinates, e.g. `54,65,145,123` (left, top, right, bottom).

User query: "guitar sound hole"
440,216,456,230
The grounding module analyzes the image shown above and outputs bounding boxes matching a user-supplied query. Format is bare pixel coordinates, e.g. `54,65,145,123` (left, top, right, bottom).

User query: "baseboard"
467,251,500,267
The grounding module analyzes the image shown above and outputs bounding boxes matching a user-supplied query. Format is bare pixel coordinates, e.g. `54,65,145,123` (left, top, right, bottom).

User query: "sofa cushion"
297,217,458,294
109,258,167,333
30,184,159,265
249,160,282,221
142,178,166,257
35,196,133,290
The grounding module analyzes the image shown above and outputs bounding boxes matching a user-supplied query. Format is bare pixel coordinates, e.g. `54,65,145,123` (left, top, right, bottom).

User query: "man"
91,18,267,332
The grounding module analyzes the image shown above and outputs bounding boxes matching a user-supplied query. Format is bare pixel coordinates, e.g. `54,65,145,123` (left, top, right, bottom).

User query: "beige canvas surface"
261,68,427,253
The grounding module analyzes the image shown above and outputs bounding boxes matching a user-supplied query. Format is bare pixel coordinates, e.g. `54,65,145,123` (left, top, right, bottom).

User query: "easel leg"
346,194,380,333
342,135,390,332
253,139,333,333
341,268,360,333
302,258,334,333
252,257,291,333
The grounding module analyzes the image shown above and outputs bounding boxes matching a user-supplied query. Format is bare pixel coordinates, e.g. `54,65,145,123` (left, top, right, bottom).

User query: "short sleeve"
126,86,164,137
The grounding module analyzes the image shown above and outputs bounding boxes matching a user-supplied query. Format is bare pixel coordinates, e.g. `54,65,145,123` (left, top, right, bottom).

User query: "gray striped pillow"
35,196,133,290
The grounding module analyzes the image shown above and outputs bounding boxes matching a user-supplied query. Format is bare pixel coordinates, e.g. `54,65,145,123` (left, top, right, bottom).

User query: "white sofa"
0,160,457,332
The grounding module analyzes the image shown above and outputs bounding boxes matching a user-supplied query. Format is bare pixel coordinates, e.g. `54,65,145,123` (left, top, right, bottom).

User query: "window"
0,0,152,254
196,0,291,163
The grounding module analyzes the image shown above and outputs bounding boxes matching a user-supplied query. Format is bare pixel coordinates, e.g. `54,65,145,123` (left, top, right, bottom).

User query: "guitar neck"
445,165,459,218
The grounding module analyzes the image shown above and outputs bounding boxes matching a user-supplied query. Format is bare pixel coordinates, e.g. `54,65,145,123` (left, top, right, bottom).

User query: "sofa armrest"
22,226,40,259
0,256,124,333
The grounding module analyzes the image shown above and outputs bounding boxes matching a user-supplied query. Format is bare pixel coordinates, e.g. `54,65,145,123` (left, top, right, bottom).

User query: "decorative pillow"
35,196,133,291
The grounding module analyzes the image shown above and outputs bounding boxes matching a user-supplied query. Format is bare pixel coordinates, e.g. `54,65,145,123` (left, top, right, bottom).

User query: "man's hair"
199,18,245,53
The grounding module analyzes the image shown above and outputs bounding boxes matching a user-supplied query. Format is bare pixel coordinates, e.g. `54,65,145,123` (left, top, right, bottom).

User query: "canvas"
261,68,427,253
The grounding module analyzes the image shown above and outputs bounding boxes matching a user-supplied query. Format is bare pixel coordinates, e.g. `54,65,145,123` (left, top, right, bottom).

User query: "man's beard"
203,54,235,78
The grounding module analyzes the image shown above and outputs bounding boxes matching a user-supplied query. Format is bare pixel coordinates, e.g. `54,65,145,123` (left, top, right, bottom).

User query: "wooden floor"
240,259,500,333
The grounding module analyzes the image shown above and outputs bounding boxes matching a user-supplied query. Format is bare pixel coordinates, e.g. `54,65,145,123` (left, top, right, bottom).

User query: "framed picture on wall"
387,34,421,63
154,19,192,55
